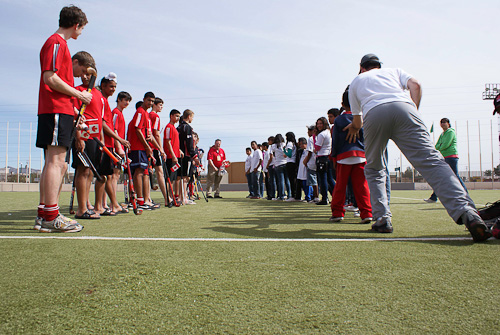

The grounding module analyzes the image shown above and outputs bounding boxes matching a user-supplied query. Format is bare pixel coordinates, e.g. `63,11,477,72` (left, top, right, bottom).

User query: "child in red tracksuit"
329,87,372,223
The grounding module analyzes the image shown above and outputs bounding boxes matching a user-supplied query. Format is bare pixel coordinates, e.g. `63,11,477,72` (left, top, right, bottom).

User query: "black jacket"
177,119,197,158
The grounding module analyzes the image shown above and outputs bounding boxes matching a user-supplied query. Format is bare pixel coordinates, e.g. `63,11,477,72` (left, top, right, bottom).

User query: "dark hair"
100,77,114,88
246,147,251,151
327,108,341,117
440,118,450,124
298,137,307,145
316,117,330,131
274,134,284,144
144,92,155,100
251,140,257,146
116,91,132,102
59,5,88,28
342,86,350,109
262,142,269,148
215,139,221,142
268,136,275,143
285,132,296,146
154,97,164,105
135,101,143,109
361,61,381,71
170,109,181,116
71,51,95,69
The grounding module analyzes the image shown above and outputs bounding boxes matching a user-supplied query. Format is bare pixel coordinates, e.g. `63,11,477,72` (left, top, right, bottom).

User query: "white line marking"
0,236,472,242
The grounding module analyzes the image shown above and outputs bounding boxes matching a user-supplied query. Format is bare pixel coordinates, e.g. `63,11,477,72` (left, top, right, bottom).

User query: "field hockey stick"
71,68,97,139
125,149,143,215
193,175,200,200
77,151,103,182
197,179,208,202
123,163,129,206
161,158,177,207
92,137,122,165
69,167,77,214
148,163,158,191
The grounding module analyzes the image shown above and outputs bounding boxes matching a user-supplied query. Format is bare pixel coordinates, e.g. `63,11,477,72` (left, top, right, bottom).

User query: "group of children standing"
34,5,204,233
245,87,373,224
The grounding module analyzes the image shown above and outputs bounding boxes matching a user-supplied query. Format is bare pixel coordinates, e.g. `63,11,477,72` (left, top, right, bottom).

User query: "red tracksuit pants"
331,162,372,219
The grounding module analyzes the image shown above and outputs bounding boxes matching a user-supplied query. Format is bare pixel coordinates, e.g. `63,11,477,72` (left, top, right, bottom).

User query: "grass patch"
0,190,499,334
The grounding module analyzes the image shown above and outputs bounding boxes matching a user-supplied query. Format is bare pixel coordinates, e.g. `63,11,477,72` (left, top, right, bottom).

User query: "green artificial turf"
0,190,499,334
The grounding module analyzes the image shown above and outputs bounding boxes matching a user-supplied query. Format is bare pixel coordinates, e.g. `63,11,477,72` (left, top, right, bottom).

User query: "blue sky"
1,0,499,173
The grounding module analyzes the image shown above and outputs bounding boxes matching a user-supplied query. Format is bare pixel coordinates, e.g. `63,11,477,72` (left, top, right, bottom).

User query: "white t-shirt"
271,143,287,167
251,149,263,171
262,150,270,173
315,130,331,157
306,136,316,171
349,68,415,117
284,142,296,163
297,150,308,180
245,155,252,173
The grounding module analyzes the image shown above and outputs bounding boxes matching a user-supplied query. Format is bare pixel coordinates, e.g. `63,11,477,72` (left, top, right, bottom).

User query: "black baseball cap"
360,53,381,67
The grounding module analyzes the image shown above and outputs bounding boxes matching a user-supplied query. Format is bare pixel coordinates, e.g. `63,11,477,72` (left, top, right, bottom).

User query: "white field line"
0,236,471,242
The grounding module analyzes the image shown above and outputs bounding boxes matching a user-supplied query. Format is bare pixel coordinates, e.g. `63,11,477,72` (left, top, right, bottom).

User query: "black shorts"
152,150,162,167
165,158,178,181
129,150,148,176
71,138,101,170
180,156,191,178
98,148,114,176
36,113,74,149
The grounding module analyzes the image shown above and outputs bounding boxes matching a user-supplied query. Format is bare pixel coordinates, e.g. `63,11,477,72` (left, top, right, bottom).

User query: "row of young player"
70,78,205,220
244,89,373,223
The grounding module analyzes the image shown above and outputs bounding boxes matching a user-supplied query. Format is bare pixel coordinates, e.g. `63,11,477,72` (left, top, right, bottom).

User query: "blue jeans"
266,166,276,199
259,171,265,198
316,156,335,201
429,157,467,201
251,171,262,197
246,173,254,196
274,164,286,199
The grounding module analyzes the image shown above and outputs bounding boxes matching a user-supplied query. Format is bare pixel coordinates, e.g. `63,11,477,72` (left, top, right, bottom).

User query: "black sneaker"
458,210,492,242
478,200,500,223
214,195,223,198
371,217,393,233
207,195,214,199
316,200,329,205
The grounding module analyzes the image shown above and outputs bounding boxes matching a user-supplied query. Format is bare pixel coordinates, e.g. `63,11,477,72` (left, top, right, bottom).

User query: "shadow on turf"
0,209,40,233
203,198,499,245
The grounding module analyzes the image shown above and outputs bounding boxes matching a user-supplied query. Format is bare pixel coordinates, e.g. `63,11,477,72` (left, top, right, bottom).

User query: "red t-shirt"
38,34,74,116
127,107,148,151
207,147,226,169
149,111,160,150
75,85,104,141
163,123,180,159
112,108,126,141
102,98,114,148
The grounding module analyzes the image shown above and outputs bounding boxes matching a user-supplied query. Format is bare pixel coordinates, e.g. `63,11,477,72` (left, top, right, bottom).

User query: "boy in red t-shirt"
95,73,131,215
127,92,155,209
163,109,183,201
35,6,92,233
149,98,168,206
111,91,132,208
72,64,104,220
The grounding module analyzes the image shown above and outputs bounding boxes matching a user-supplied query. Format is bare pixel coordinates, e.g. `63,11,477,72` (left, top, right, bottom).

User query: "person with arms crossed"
206,139,227,198
35,6,92,233
347,53,490,241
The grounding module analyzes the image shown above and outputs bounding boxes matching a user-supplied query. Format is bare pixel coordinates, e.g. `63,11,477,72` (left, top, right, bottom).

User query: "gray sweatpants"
363,101,474,222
